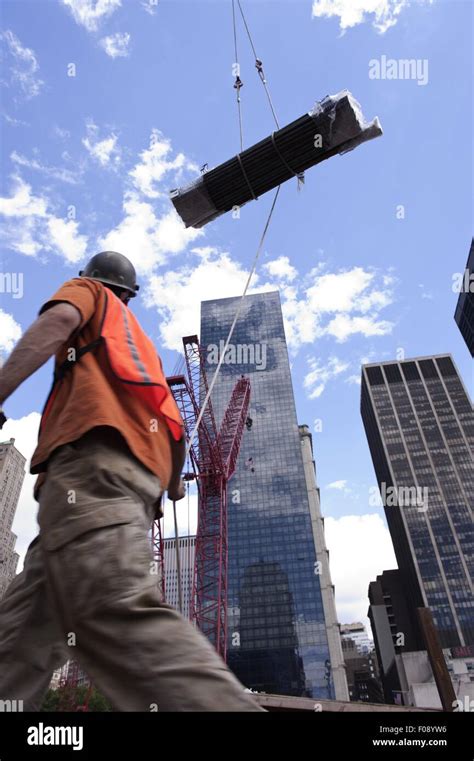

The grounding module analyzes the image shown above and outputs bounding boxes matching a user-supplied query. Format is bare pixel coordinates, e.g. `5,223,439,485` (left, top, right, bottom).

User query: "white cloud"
99,192,202,275
0,310,22,354
311,0,432,34
141,0,158,15
47,217,88,263
326,479,347,490
0,175,47,219
61,0,121,32
10,151,79,185
82,120,120,167
99,32,131,58
281,266,395,351
1,413,41,570
263,256,297,282
345,373,362,385
129,129,197,199
326,313,394,342
324,513,397,625
0,176,88,263
1,30,44,99
144,250,273,351
303,355,349,398
52,125,71,140
3,113,30,127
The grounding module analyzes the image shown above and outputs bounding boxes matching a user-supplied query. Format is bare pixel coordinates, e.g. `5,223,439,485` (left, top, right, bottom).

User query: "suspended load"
169,90,383,229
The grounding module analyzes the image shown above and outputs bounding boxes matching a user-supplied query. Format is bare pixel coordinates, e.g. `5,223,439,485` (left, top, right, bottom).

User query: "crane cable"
232,0,244,152
236,0,280,130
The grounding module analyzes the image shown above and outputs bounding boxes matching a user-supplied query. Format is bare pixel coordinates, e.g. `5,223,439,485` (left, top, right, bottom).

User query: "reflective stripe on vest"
40,285,184,442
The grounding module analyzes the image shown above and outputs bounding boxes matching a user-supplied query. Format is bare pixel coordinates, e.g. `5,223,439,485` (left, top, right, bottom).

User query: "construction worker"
0,251,263,712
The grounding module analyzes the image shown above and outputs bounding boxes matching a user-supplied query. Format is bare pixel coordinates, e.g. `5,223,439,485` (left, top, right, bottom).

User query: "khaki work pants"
0,428,263,712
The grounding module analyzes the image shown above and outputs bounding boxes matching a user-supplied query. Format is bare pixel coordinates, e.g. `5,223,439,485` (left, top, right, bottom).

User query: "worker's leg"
38,429,264,712
0,536,68,711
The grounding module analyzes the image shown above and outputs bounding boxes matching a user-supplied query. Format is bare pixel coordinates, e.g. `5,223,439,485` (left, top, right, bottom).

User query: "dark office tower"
361,355,473,650
201,291,336,699
454,239,474,356
368,569,424,703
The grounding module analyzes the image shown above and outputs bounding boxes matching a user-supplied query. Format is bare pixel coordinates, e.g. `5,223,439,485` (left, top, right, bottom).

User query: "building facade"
454,239,474,356
0,438,25,600
163,535,196,620
340,622,374,655
361,355,473,650
342,637,384,703
201,291,342,699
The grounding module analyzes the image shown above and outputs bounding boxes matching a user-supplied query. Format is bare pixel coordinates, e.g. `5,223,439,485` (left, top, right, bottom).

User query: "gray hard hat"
79,251,139,297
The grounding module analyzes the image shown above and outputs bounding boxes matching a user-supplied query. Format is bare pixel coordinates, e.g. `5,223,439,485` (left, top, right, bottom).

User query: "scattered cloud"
0,175,88,262
326,479,347,490
418,283,433,300
129,129,198,199
282,266,395,350
61,0,121,32
263,256,297,282
325,313,394,342
10,150,80,185
345,373,362,385
0,310,22,355
312,0,433,34
303,356,350,398
324,513,397,625
0,30,43,100
99,32,131,58
82,120,120,167
52,125,71,140
3,113,30,127
141,0,158,15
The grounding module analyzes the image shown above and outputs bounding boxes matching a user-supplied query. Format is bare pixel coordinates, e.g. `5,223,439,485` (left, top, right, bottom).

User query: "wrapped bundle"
169,90,383,229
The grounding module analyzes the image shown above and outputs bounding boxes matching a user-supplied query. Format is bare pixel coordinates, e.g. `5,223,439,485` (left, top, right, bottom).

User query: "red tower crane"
164,335,251,660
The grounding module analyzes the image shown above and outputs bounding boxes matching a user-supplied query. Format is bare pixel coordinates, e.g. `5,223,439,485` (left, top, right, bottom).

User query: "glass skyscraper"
361,355,473,649
200,291,337,699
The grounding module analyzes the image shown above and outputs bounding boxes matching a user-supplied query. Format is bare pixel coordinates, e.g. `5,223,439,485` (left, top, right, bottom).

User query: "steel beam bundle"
170,89,383,228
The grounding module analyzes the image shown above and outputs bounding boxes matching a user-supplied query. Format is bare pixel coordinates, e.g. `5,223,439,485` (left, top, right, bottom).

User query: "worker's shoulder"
47,277,105,304
40,277,104,320
57,277,103,294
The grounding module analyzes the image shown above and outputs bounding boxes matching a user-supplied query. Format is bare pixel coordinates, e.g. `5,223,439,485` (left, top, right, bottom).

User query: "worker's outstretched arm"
167,432,186,501
0,303,81,405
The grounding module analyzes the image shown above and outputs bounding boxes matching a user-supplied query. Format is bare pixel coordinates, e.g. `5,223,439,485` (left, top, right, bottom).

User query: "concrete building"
163,535,196,620
340,622,374,655
368,569,424,703
201,291,347,700
0,438,25,600
454,239,474,356
361,355,473,650
299,424,349,701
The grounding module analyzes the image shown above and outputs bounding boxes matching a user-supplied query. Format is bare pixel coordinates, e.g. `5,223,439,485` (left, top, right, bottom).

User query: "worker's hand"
0,409,6,430
167,478,186,502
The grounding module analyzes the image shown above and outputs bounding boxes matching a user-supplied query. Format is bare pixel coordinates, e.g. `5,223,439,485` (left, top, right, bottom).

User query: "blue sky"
1,0,472,628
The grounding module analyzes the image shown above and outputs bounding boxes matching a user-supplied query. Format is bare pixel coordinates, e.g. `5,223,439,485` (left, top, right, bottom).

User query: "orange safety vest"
40,284,184,441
